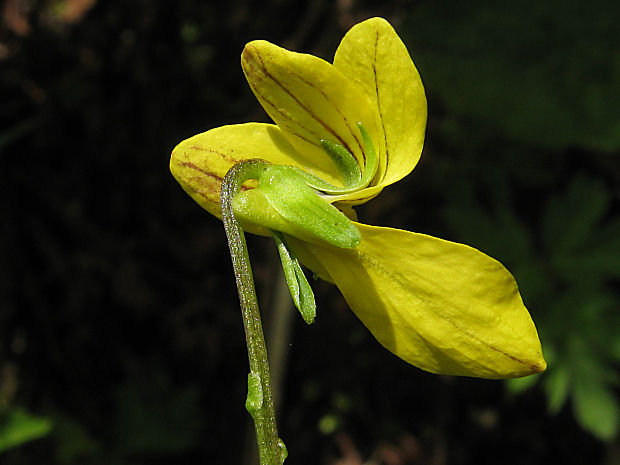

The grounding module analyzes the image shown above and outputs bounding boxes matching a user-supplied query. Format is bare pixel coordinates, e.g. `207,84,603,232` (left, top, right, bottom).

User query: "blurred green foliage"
401,0,620,442
0,407,52,453
403,0,620,152
1,0,619,463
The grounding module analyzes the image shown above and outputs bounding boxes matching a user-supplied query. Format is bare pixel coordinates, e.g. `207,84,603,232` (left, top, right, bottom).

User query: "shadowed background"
1,1,619,464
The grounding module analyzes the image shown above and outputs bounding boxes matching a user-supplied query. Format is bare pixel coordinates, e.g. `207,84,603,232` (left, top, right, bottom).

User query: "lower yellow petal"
290,223,546,379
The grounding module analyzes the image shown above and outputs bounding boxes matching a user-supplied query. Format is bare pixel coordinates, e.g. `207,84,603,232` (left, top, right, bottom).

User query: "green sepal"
259,166,361,248
356,122,378,186
320,138,362,187
271,231,316,324
290,122,377,195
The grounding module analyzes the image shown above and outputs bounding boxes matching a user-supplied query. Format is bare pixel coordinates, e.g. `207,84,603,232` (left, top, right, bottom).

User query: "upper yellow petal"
289,223,546,379
241,40,380,188
170,122,339,229
333,17,427,187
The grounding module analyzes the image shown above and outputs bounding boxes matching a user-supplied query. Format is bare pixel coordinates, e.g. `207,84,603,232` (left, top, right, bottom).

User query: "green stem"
221,160,286,465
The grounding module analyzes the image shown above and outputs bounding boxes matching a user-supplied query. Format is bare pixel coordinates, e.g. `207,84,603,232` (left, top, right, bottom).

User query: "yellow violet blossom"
170,17,546,379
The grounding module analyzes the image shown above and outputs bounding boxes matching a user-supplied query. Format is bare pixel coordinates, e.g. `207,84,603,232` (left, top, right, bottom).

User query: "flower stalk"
221,160,287,465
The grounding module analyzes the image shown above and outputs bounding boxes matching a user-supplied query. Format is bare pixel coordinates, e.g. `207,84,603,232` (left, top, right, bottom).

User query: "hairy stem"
221,160,286,465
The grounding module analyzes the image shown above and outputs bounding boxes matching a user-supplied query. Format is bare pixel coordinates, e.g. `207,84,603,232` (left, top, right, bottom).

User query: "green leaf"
557,217,620,281
572,376,619,440
0,408,52,453
443,201,533,264
544,364,571,414
48,411,100,464
506,372,541,394
560,336,620,439
542,175,610,253
402,1,620,151
611,335,620,363
113,371,203,455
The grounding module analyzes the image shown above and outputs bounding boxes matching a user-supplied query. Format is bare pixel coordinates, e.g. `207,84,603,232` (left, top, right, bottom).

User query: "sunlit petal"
289,223,546,379
333,17,427,187
241,40,380,186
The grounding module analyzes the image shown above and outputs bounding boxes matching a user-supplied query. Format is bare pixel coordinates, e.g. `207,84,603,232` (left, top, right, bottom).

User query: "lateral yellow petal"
291,223,546,379
333,17,427,187
241,40,380,186
170,122,340,225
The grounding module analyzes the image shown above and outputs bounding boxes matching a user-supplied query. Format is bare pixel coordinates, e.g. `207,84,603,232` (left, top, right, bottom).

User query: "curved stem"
221,160,286,465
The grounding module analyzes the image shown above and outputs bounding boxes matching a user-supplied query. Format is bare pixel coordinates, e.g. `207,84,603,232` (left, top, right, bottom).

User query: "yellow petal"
333,17,427,187
290,223,546,379
241,40,380,186
170,122,344,224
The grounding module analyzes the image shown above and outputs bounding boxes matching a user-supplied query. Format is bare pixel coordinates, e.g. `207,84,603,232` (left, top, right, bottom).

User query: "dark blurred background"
1,1,619,464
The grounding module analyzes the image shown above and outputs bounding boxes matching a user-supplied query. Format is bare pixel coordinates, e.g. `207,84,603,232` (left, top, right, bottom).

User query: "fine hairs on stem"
220,160,287,465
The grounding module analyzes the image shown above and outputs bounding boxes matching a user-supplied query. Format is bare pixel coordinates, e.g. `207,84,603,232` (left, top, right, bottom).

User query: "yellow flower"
170,17,546,379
